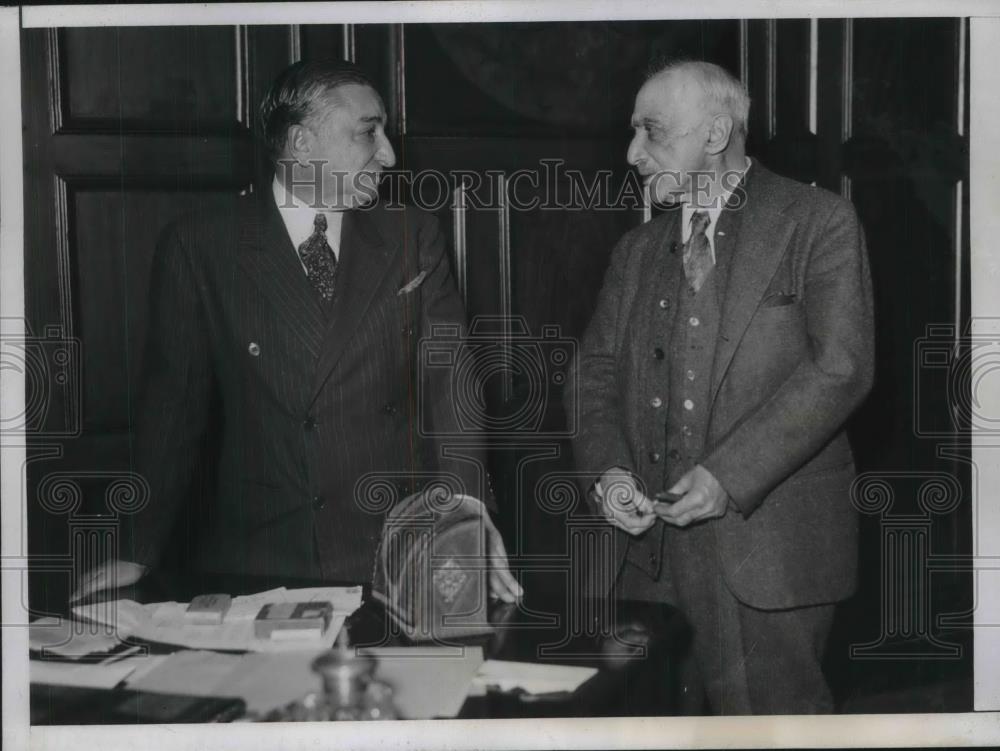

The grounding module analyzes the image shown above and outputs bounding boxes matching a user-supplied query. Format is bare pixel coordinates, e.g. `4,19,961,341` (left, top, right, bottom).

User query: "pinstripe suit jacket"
124,189,483,583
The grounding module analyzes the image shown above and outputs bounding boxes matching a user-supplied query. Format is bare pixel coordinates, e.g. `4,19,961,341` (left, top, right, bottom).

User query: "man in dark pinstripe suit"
73,60,521,603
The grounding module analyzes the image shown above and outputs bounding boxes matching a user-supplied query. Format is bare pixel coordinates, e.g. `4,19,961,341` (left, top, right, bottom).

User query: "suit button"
648,451,661,463
382,403,397,415
649,553,658,566
659,298,670,309
303,416,316,430
650,397,662,408
313,495,326,510
686,369,696,381
248,342,261,357
668,449,680,460
653,348,665,360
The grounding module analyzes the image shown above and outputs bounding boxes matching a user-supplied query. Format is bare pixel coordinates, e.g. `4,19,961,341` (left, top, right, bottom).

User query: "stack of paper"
29,616,122,659
72,586,363,653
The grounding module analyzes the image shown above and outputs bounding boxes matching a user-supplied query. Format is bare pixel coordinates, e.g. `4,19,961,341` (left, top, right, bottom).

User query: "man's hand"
70,559,148,603
484,516,523,603
656,464,730,527
594,467,657,536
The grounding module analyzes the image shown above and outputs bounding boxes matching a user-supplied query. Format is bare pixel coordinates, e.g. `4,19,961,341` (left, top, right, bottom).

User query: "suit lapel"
311,208,396,401
710,167,797,404
237,193,325,359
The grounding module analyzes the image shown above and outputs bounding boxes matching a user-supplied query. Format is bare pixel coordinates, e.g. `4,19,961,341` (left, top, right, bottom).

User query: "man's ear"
285,123,313,165
705,114,734,155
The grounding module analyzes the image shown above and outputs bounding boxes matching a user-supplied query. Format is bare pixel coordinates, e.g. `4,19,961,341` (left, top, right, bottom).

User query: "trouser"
617,527,837,715
665,521,837,715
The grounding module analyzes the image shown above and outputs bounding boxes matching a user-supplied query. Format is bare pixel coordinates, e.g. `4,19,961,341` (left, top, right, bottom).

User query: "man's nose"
376,133,396,169
626,134,644,167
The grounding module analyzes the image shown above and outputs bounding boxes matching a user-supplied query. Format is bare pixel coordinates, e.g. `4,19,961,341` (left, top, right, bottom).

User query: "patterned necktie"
683,210,713,293
297,213,338,301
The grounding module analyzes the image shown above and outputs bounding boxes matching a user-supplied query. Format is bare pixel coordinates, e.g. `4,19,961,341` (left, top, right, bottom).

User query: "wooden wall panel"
56,27,243,133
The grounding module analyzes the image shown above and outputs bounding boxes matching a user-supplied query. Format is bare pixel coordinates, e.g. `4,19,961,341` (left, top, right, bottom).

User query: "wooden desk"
30,570,691,723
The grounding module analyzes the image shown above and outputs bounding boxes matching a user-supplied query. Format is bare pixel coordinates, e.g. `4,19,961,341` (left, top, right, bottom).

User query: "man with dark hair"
570,60,874,713
74,60,520,602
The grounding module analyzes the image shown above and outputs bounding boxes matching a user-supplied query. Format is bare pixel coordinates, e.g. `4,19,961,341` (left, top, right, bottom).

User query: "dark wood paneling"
55,26,242,134
404,21,741,138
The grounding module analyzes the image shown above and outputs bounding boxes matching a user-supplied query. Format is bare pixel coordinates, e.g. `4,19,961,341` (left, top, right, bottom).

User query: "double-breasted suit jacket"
570,161,875,610
124,188,481,583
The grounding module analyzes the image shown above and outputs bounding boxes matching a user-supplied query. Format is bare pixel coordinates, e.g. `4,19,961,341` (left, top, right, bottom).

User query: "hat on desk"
371,489,494,641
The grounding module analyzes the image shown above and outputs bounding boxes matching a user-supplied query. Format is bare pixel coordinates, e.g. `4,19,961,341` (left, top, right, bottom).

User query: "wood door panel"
404,21,742,137
851,19,960,139
56,26,244,133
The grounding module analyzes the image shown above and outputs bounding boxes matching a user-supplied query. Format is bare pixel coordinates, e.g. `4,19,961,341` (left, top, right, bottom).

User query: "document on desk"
469,660,598,695
72,586,361,653
30,654,165,690
29,616,122,659
126,650,246,697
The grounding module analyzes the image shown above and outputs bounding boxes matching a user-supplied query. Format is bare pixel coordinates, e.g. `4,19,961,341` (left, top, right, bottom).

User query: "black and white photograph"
2,1,999,749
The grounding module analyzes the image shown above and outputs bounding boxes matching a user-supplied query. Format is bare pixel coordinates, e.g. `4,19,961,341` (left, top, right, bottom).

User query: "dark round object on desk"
600,619,653,668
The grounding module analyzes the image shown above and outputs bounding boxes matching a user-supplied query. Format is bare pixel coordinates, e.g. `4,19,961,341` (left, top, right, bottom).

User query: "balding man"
570,60,874,713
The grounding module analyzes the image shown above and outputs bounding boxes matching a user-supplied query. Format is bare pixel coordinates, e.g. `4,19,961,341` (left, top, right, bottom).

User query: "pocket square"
397,270,428,296
763,292,798,308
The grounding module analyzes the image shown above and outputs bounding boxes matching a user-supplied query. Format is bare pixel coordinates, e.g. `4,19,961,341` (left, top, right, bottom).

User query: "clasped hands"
594,465,730,535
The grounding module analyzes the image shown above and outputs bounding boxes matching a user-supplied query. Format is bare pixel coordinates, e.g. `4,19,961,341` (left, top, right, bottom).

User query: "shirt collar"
272,176,342,255
682,156,752,231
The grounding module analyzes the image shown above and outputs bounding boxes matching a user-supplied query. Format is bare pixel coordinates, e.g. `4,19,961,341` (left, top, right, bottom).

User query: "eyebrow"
358,113,386,126
631,116,665,129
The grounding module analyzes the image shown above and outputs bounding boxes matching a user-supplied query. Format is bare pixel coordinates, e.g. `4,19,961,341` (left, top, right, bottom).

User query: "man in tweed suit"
74,61,521,603
570,61,874,713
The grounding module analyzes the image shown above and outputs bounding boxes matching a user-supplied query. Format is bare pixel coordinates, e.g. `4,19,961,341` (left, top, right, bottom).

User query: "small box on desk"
185,594,232,625
253,602,333,640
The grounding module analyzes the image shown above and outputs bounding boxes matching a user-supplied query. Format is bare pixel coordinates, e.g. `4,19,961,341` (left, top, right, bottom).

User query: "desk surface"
30,570,690,723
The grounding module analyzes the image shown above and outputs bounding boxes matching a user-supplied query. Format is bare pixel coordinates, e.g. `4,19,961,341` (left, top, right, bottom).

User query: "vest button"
653,347,665,360
648,553,658,566
313,495,326,510
248,342,261,356
683,399,694,411
650,397,663,408
689,316,700,327
303,415,316,430
686,369,696,381
668,449,680,460
648,451,661,463
659,298,670,309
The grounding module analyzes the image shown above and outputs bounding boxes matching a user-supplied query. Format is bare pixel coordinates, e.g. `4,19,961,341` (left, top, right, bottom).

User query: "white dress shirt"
681,156,752,264
272,177,343,272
